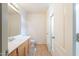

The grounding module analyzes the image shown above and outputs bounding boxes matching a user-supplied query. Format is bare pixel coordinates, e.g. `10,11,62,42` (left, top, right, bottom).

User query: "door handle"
51,36,55,39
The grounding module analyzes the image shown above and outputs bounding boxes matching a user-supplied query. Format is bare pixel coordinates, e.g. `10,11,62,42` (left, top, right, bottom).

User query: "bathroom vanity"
8,4,32,56
8,35,31,56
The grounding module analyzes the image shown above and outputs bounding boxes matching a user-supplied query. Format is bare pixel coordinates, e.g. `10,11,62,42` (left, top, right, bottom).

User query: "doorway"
75,3,79,56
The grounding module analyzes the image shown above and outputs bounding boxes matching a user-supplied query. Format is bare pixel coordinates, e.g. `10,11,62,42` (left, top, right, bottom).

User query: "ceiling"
17,3,49,13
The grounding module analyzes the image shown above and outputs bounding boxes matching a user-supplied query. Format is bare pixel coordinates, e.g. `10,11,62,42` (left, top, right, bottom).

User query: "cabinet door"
9,49,18,56
18,40,29,56
18,43,25,56
53,4,73,56
24,40,29,56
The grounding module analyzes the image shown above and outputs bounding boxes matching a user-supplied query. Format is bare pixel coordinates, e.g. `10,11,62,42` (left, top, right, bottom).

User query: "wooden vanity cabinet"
9,39,30,56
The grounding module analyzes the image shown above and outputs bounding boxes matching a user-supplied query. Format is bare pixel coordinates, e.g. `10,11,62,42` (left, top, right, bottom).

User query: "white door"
50,15,55,52
53,3,74,56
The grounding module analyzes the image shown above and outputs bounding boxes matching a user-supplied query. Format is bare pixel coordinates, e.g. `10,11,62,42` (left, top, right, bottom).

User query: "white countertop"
8,35,31,54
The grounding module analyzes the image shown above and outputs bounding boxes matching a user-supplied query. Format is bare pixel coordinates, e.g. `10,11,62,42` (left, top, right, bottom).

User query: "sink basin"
8,37,15,42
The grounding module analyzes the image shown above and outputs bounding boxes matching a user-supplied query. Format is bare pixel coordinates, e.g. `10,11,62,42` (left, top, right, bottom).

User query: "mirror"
8,4,21,37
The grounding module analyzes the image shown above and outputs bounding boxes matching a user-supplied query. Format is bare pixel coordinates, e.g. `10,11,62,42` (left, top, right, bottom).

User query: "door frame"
73,3,76,56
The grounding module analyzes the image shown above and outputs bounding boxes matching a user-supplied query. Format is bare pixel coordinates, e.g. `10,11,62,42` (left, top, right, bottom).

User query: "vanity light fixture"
8,3,20,13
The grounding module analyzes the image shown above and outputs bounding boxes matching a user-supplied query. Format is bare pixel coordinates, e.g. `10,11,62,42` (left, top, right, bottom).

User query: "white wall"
2,4,8,55
27,12,47,44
